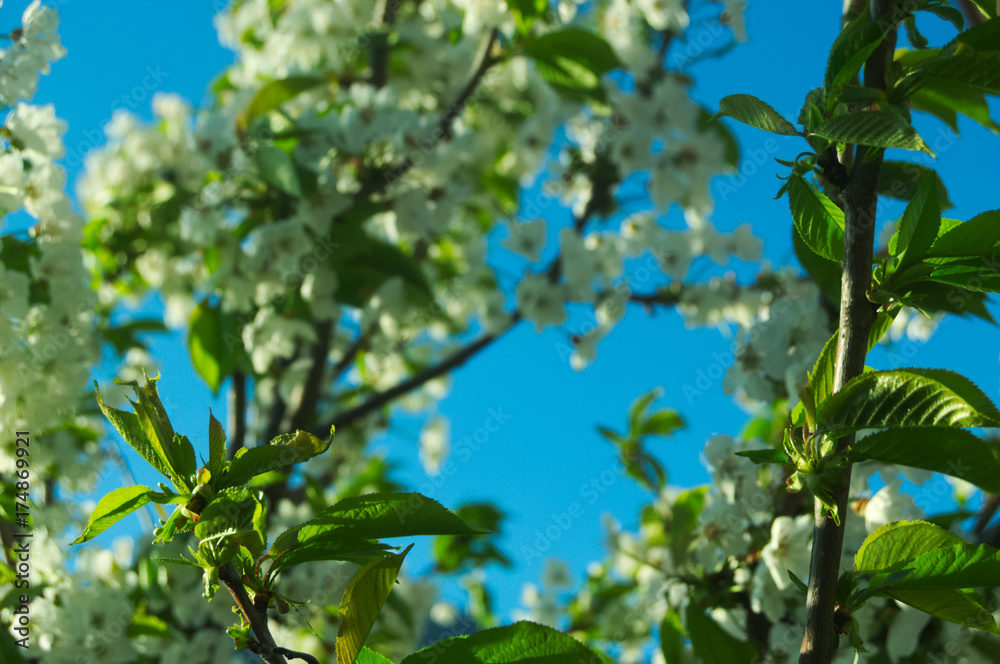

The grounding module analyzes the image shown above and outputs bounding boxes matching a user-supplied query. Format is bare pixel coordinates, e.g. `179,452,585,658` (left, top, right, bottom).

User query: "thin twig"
290,321,333,432
323,315,520,432
276,647,321,664
219,562,289,664
228,370,247,459
370,27,499,195
369,0,400,89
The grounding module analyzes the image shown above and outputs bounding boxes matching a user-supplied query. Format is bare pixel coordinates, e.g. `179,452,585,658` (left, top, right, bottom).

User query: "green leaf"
684,603,760,664
336,545,413,664
219,428,334,489
194,489,266,556
714,94,800,135
902,279,996,322
889,543,1000,591
150,555,203,568
255,145,303,196
188,300,235,394
867,307,900,348
270,532,391,571
331,225,434,308
400,621,615,664
94,382,174,483
660,609,685,664
628,388,661,432
101,319,168,355
272,492,479,557
927,209,1000,257
889,588,1000,635
670,487,708,543
246,75,327,126
923,261,1000,293
521,28,621,76
520,28,620,102
905,15,930,49
788,570,810,593
855,521,1000,634
893,172,941,271
640,410,684,437
172,434,197,480
826,16,888,92
356,647,394,664
208,410,226,479
818,368,1000,434
72,486,179,544
850,427,1000,492
910,79,1000,133
878,161,953,210
922,4,965,31
734,448,791,465
127,612,173,639
917,52,1000,95
953,15,1000,47
810,330,839,407
856,521,967,573
793,224,842,303
810,111,934,156
787,175,846,262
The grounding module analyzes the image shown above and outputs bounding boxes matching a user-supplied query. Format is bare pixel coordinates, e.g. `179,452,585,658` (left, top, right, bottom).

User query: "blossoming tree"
4,1,1000,663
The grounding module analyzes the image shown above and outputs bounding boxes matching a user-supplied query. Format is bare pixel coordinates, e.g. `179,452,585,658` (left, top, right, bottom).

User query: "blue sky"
9,0,1000,624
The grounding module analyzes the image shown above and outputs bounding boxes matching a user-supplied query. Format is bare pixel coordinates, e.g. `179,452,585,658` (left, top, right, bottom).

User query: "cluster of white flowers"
12,1,990,664
0,2,98,483
722,274,832,402
516,418,1000,663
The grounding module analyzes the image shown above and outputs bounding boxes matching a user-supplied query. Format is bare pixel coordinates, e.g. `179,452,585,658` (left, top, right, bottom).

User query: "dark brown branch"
219,562,288,664
369,0,400,89
798,2,895,662
290,320,333,432
323,315,520,432
275,647,321,664
227,370,247,459
440,28,499,142
368,28,499,196
263,376,288,445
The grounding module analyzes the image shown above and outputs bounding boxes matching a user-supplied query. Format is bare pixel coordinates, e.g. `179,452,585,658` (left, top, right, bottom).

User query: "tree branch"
370,27,499,195
228,370,247,459
290,320,333,432
798,3,895,663
322,315,520,432
218,562,288,664
369,0,400,89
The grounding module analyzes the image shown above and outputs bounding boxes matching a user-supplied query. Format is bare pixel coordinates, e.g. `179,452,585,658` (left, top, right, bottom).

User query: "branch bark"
227,370,247,460
219,562,288,664
321,316,519,432
290,320,333,432
798,2,896,662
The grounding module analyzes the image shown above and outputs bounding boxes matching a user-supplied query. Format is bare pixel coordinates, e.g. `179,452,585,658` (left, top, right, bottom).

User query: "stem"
369,0,399,89
290,320,333,432
228,370,247,459
219,562,288,664
798,3,896,663
359,27,498,200
322,316,519,432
